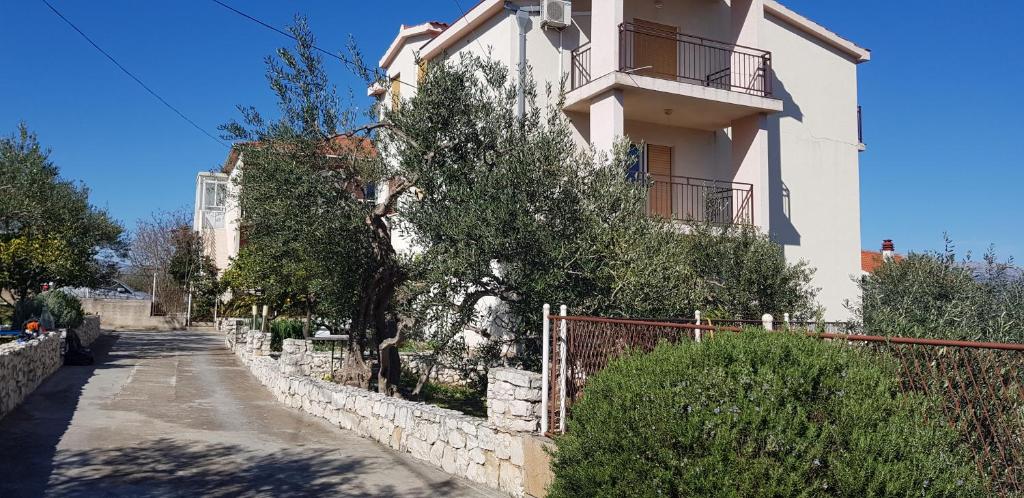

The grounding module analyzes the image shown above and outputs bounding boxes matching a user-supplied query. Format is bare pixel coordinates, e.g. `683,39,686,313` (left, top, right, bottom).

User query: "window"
391,76,401,109
626,143,644,181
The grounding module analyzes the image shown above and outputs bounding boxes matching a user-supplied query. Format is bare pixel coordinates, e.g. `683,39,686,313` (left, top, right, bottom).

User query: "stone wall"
0,333,63,420
487,368,543,434
75,315,102,346
400,352,475,386
228,329,554,497
279,339,332,379
0,317,106,421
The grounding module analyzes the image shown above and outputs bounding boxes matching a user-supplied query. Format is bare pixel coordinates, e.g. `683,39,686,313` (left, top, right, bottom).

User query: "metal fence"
648,175,754,225
542,308,1024,495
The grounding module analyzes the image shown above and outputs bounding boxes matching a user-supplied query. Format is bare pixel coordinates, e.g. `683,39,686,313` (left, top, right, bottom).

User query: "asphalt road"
0,329,499,497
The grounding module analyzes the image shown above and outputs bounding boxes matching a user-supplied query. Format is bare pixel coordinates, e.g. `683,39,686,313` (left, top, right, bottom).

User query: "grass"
398,369,487,418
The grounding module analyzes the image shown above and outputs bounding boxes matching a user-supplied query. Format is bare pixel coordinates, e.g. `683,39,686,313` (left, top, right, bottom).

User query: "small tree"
852,236,1024,342
0,124,124,314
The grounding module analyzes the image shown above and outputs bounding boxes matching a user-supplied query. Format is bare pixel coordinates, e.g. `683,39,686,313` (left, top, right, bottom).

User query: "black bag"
64,329,94,366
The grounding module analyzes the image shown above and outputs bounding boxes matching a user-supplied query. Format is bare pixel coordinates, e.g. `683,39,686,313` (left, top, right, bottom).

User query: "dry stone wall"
228,328,554,497
0,333,62,420
487,368,543,433
1,316,106,421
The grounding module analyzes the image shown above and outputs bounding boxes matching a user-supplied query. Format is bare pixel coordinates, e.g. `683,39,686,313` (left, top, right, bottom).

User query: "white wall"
761,14,863,320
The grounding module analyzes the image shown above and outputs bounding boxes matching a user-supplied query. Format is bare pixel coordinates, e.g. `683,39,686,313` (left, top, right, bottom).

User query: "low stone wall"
0,333,63,420
400,352,475,386
0,317,105,421
229,330,553,497
280,339,332,379
487,368,543,434
75,315,102,346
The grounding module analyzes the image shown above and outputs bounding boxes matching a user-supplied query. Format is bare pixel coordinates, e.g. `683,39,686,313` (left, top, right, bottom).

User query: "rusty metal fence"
542,307,1024,495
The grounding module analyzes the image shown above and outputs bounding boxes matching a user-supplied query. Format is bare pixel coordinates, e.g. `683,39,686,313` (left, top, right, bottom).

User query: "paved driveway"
0,330,499,497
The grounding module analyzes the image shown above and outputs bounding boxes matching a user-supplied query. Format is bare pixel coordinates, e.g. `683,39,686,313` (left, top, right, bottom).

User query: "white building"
193,153,243,275
374,0,869,320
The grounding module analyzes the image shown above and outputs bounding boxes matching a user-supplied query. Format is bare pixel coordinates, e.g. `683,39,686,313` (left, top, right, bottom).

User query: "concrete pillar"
731,113,769,231
590,89,624,155
590,0,623,77
731,0,764,90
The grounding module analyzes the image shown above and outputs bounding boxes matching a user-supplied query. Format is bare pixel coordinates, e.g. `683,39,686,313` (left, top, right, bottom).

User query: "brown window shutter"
391,76,401,109
633,19,678,80
646,144,672,219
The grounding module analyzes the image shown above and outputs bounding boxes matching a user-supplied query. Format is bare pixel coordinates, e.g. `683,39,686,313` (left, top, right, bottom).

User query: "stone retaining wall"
0,333,63,420
279,339,332,378
228,330,553,497
487,368,543,433
0,316,104,421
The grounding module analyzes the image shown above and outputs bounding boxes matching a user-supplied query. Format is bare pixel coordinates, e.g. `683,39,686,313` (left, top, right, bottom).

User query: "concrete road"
0,330,500,497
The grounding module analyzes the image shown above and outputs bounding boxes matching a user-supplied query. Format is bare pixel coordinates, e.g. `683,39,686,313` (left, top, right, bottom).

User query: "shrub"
549,330,983,497
270,319,305,352
11,291,85,330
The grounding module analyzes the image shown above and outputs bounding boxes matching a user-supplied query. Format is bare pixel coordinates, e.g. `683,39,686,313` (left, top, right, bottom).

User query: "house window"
391,76,401,109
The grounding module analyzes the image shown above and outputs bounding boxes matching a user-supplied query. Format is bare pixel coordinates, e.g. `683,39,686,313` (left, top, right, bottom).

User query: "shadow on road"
0,333,121,497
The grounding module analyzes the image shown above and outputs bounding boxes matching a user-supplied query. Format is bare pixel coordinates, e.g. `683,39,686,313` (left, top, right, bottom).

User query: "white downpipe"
540,303,551,435
558,304,568,433
515,9,529,118
694,310,702,343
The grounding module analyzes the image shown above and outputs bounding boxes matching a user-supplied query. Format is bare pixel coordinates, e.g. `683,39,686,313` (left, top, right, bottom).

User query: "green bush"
11,291,85,330
270,319,305,352
549,330,983,497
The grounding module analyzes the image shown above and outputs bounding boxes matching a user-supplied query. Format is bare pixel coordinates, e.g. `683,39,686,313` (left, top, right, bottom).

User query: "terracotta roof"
861,250,903,273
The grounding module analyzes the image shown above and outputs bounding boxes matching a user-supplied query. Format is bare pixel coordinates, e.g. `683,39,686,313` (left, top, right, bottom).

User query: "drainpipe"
516,9,529,118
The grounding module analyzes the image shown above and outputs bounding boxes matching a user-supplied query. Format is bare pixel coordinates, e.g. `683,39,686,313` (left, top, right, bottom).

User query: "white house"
374,0,869,320
193,151,244,275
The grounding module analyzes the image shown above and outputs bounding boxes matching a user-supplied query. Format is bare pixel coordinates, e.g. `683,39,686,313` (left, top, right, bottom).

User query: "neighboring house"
193,137,375,276
861,239,902,276
374,0,870,320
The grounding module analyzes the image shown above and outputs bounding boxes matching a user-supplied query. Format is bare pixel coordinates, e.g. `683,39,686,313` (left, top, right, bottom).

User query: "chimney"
881,239,895,262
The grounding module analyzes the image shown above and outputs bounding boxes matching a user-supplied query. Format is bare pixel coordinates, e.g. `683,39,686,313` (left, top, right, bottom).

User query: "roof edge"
420,0,505,62
379,22,447,69
764,0,871,63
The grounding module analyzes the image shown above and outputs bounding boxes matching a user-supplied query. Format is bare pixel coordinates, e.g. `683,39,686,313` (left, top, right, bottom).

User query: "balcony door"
647,144,673,219
633,19,678,80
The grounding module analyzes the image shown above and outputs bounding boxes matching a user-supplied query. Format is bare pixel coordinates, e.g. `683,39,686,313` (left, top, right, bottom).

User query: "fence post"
783,313,790,330
694,310,702,343
540,304,550,435
558,304,568,434
762,313,774,331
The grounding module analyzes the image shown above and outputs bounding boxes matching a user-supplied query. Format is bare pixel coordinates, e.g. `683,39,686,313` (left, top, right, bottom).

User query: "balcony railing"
570,23,773,97
648,175,754,225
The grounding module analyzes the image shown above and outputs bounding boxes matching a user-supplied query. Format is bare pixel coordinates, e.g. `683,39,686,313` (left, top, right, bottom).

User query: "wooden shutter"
647,144,672,219
391,76,401,109
633,19,678,80
417,60,427,83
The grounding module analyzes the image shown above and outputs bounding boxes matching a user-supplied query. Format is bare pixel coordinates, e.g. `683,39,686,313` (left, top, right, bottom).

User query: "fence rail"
542,309,1024,495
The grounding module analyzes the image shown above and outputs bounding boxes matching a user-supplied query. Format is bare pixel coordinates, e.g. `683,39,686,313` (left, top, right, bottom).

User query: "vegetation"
853,238,1024,342
223,20,819,396
549,330,982,497
269,318,305,352
0,124,124,320
11,290,85,330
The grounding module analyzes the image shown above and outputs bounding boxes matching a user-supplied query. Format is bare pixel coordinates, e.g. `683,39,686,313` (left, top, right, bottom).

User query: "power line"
209,0,417,90
41,0,228,148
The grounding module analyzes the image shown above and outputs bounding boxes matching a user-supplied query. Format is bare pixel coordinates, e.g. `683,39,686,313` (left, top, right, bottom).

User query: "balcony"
566,23,782,130
648,175,754,225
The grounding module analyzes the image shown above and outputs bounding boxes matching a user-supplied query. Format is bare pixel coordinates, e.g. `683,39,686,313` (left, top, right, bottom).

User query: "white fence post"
558,304,568,433
694,310,702,343
540,303,550,435
783,313,790,330
762,313,774,331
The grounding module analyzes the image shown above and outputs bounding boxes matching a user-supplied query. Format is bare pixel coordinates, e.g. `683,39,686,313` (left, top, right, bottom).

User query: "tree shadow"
40,437,462,497
0,333,122,497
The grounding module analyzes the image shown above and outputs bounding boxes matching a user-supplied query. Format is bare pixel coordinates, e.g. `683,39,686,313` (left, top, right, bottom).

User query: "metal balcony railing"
648,175,754,225
569,23,773,97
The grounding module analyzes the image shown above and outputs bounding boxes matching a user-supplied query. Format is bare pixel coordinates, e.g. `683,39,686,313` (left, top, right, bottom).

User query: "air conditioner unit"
541,0,571,29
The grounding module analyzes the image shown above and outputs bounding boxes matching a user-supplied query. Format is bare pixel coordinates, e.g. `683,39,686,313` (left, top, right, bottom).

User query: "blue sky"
3,1,1022,261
